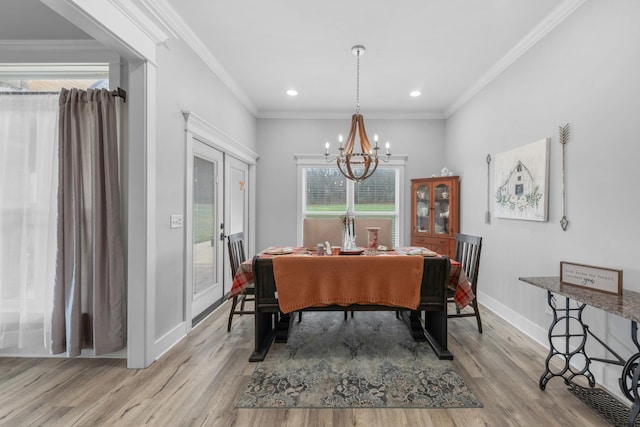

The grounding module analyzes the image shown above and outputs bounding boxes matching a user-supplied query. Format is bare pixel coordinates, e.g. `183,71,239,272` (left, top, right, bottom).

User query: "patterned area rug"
236,311,481,409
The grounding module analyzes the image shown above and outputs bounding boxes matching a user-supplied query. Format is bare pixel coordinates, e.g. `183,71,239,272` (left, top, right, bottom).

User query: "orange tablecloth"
229,247,475,309
272,255,423,313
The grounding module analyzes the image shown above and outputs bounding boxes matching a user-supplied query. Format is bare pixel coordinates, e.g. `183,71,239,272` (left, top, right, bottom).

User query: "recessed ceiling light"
286,89,298,96
410,90,421,97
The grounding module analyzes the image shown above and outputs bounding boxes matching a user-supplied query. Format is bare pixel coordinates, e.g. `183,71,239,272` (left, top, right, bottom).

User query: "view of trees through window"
305,168,347,212
354,169,396,212
305,167,396,213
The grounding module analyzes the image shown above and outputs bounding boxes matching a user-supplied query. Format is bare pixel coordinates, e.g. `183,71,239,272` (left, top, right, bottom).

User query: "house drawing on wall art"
494,138,549,221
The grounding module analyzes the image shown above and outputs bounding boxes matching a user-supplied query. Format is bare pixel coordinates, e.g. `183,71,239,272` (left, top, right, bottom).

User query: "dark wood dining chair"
448,233,483,333
227,232,254,332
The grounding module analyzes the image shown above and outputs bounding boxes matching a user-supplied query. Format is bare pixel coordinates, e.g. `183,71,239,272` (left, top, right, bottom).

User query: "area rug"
236,311,482,409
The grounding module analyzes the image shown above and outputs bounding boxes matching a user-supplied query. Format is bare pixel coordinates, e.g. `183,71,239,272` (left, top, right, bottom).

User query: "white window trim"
294,154,407,247
0,63,109,80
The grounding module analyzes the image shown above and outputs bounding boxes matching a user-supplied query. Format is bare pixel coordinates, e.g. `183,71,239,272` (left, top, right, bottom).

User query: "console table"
519,276,640,427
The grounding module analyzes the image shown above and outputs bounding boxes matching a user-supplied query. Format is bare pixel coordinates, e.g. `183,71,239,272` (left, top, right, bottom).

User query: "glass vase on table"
340,211,356,250
366,227,380,255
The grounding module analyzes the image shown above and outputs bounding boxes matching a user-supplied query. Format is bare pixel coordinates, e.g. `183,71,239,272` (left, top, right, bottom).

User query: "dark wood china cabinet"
410,176,460,258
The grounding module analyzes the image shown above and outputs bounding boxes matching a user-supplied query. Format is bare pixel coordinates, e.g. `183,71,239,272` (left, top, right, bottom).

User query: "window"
0,63,109,92
297,155,405,247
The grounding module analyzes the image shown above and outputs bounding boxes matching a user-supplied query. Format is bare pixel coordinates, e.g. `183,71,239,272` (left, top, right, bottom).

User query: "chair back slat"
454,233,482,293
227,232,246,277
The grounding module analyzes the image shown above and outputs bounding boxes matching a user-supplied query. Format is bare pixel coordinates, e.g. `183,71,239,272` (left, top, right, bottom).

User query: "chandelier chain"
356,50,360,113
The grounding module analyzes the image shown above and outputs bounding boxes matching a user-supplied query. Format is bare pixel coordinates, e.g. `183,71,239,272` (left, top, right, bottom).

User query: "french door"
190,141,225,320
223,156,249,291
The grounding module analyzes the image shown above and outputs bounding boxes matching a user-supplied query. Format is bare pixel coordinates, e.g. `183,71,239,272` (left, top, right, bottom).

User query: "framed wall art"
494,138,549,221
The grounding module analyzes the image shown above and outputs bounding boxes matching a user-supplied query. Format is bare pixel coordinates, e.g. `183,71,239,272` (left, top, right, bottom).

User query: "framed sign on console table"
560,261,622,296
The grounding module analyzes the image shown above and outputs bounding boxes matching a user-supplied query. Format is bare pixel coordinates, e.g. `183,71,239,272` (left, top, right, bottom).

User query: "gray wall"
153,38,256,338
255,118,446,250
445,0,640,398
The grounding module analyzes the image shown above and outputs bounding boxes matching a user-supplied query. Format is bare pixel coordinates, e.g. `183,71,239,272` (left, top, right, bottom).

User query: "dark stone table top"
519,276,640,323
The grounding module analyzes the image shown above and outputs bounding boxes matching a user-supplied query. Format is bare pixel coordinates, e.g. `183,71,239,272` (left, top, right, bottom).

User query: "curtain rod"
0,87,127,102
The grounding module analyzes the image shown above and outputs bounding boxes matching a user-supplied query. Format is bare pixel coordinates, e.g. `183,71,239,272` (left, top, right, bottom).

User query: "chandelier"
324,45,391,183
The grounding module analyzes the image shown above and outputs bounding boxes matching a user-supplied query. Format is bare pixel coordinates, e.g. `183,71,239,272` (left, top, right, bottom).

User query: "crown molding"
144,0,258,117
182,111,259,164
444,0,587,118
107,0,174,45
48,0,584,121
257,110,445,120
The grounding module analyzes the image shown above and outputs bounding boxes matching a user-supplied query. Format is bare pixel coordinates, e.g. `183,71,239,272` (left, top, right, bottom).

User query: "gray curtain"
51,88,125,357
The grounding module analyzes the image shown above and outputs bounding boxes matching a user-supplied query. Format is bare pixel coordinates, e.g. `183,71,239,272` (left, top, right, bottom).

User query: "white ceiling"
0,0,89,40
160,0,573,118
1,0,584,118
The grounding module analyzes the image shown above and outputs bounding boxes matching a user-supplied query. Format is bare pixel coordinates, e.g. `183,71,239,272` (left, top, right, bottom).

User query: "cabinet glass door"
415,184,430,233
434,183,451,235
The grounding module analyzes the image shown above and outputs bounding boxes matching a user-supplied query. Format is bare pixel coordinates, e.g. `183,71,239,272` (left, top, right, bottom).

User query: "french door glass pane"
193,156,216,295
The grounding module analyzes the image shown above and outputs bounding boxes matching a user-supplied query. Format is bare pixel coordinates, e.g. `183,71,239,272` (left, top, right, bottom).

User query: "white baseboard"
477,290,549,349
153,321,188,361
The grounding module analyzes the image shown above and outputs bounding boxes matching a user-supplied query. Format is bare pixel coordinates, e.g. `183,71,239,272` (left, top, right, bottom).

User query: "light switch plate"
170,214,183,228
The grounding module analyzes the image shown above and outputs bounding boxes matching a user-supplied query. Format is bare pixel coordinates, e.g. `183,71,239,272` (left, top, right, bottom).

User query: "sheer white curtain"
0,94,59,353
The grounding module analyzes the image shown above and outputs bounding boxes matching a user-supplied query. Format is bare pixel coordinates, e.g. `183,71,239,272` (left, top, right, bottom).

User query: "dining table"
229,246,474,310
239,245,468,362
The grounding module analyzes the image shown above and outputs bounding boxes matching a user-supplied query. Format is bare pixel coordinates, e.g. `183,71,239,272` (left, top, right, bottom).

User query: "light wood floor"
0,302,612,427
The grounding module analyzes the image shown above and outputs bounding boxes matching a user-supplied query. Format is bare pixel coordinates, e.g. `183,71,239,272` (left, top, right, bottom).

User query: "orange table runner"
272,255,424,313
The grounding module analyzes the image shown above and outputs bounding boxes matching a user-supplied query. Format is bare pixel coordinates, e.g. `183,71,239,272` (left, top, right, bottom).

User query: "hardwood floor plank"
0,301,619,426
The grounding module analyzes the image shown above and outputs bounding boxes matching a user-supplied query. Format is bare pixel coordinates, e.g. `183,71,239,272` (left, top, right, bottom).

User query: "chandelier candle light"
324,45,391,183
